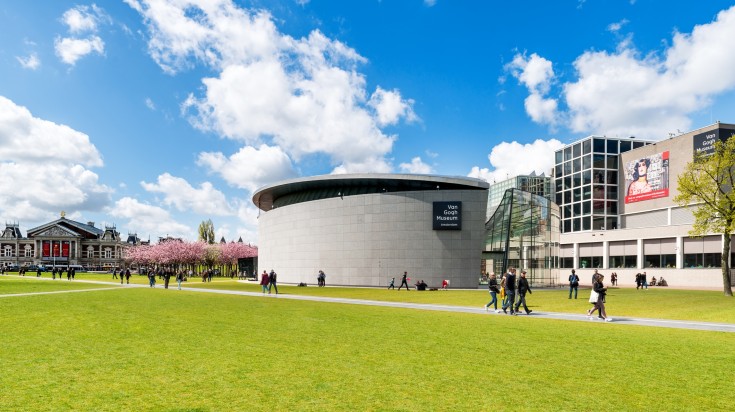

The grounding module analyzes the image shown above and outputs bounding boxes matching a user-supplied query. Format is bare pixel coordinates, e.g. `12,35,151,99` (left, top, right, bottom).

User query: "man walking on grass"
515,271,533,315
397,271,410,291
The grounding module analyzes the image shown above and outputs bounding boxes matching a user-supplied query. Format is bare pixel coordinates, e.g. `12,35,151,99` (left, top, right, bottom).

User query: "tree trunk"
721,231,733,296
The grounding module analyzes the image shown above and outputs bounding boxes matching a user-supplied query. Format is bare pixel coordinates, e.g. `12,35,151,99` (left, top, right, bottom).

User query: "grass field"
1,275,734,411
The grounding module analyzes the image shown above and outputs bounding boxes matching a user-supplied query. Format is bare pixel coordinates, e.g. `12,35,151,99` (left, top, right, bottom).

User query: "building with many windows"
557,122,735,288
486,173,552,219
554,135,653,233
0,213,139,271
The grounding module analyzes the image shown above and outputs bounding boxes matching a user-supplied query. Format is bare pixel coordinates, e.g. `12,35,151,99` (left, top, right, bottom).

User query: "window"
87,249,94,259
609,256,637,268
573,143,581,158
620,141,631,152
583,139,591,155
555,151,563,164
25,248,33,257
582,155,591,170
104,249,113,259
583,217,591,231
704,253,721,268
564,146,572,161
645,254,676,268
560,257,574,268
3,247,11,257
593,138,605,153
607,155,618,169
593,154,605,168
607,139,618,154
573,158,581,173
579,256,602,269
684,254,704,268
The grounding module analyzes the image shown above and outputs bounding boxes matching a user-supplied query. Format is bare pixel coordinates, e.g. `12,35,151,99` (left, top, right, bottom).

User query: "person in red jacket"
260,270,270,294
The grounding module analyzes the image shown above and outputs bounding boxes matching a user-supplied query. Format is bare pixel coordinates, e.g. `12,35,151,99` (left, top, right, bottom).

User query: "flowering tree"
125,240,257,276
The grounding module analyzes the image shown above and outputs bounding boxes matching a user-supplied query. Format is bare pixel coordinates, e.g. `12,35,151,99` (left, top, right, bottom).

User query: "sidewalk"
3,275,734,333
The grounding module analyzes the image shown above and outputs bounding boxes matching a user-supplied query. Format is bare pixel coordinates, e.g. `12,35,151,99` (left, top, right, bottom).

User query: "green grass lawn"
1,277,734,411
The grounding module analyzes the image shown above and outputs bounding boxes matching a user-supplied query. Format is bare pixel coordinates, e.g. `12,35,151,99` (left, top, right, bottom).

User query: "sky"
2,0,735,243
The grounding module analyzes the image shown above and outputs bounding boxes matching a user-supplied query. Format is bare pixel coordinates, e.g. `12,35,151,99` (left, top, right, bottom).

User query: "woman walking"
484,273,500,312
260,270,270,294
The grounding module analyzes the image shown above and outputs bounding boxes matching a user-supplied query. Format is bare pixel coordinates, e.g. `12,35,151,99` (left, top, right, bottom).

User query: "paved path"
3,275,734,333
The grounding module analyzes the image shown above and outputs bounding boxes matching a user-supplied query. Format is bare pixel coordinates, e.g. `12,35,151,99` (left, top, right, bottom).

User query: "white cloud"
197,144,297,192
16,53,40,70
61,5,106,33
399,157,433,174
130,0,413,176
55,5,109,66
607,19,629,33
141,173,235,215
145,97,156,110
0,96,112,222
368,86,417,126
55,36,105,65
510,5,735,139
524,93,558,125
468,139,564,183
424,0,437,6
108,197,192,239
507,53,555,94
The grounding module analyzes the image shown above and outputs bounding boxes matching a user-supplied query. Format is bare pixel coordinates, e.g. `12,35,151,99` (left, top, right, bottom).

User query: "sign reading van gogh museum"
624,151,669,204
433,201,462,230
693,128,735,157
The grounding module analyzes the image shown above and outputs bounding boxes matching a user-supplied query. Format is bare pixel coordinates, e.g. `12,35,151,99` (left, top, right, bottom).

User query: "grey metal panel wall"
257,189,488,288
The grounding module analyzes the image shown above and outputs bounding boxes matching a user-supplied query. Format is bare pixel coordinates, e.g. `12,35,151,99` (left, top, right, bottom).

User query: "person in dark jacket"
268,270,279,294
514,271,533,315
484,273,501,312
501,268,517,315
592,274,611,321
568,269,579,299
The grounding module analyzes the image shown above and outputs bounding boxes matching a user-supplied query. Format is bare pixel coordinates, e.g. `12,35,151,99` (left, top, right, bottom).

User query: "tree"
198,219,216,244
674,137,735,296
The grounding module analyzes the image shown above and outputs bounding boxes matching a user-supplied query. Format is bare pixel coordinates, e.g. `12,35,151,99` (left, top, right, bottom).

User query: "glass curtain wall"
484,189,560,286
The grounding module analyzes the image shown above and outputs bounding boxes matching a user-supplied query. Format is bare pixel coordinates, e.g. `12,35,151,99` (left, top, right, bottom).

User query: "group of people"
112,268,132,284
260,270,279,294
483,267,533,315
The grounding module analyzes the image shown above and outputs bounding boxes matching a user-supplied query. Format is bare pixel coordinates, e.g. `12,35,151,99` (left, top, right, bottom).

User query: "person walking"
112,268,118,280
125,268,131,284
568,269,580,299
176,271,184,290
515,270,533,314
268,270,279,294
260,270,270,294
163,271,171,289
593,274,611,321
148,271,156,288
501,268,517,315
387,277,395,289
397,271,410,291
317,270,326,287
484,273,500,312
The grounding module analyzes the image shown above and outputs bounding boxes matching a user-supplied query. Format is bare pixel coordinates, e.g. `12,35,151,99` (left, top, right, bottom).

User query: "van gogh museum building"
254,122,734,289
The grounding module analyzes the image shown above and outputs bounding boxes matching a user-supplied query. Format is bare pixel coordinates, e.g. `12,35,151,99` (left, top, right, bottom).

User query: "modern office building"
483,188,560,286
486,173,552,219
558,122,735,288
553,136,653,233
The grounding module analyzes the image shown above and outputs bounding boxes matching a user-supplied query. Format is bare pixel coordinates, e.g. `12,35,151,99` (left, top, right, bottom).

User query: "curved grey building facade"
253,174,489,288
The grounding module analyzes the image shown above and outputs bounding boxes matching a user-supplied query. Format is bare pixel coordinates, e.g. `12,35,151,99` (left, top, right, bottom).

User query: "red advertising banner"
43,241,50,257
52,241,60,257
624,151,670,204
62,241,70,257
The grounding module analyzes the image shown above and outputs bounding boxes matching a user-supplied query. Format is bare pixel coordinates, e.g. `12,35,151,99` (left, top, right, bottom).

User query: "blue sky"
2,0,735,243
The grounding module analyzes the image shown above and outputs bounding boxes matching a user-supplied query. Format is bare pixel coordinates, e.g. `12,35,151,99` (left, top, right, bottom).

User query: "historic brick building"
0,213,140,271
